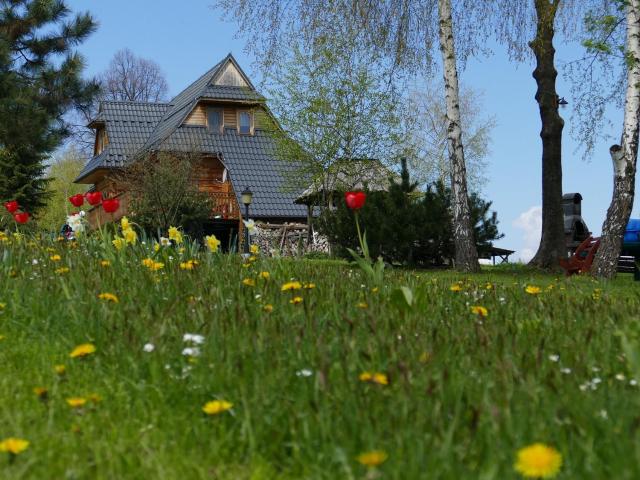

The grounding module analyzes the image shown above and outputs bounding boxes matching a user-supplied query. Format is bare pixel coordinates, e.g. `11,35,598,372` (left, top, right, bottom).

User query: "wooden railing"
209,191,240,219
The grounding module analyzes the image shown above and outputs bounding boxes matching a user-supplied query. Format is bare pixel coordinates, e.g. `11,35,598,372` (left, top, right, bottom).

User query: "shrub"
317,160,503,266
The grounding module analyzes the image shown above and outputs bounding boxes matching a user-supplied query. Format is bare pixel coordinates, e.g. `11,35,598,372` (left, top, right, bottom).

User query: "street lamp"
241,186,253,254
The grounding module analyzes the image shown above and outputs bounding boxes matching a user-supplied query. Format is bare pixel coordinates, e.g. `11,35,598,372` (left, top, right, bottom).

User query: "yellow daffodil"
249,244,259,254
120,216,130,231
154,242,160,252
69,343,96,359
98,293,119,303
123,228,137,245
242,278,256,287
202,400,233,415
281,281,302,292
66,397,87,408
205,234,221,253
357,450,388,468
112,237,125,250
471,305,488,317
514,443,562,478
525,285,542,295
168,226,183,244
0,437,29,455
289,296,303,305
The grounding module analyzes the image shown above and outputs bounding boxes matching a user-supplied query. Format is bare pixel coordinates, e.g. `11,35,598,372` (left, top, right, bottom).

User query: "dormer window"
238,111,252,135
207,108,222,132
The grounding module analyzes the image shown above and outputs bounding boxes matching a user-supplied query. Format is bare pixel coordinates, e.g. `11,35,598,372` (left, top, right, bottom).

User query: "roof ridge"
101,100,170,106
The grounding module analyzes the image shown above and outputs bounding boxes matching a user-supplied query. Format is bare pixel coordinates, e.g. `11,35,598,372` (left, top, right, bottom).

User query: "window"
208,108,222,132
238,111,252,134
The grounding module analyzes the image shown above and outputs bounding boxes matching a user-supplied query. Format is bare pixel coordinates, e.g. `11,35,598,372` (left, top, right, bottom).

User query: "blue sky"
65,0,636,261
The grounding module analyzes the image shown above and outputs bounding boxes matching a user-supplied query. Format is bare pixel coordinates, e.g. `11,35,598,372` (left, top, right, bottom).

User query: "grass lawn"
1,230,639,479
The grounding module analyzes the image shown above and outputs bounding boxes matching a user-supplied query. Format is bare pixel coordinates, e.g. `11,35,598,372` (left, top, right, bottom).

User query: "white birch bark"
592,0,640,278
437,0,480,272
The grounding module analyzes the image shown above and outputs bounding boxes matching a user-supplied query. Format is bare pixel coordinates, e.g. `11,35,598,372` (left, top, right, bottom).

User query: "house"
75,53,307,245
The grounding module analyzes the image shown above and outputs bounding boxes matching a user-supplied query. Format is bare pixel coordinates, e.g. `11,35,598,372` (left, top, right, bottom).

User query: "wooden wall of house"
194,157,226,192
184,104,208,125
183,103,269,130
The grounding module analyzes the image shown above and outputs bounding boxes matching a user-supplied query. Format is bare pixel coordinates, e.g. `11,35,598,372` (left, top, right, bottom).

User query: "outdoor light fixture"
241,187,253,207
242,187,253,254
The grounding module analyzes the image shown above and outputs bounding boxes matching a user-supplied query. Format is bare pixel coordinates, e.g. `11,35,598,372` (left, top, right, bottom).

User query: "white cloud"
513,206,542,263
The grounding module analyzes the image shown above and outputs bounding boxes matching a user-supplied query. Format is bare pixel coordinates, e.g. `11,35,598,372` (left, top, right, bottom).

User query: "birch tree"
216,0,492,271
591,0,640,278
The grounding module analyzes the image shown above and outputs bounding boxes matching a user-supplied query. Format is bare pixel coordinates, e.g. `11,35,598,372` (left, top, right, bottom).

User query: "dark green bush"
316,161,503,266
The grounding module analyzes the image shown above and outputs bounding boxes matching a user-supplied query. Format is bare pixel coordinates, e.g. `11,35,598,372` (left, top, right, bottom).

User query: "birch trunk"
591,0,640,279
437,0,480,272
528,0,567,270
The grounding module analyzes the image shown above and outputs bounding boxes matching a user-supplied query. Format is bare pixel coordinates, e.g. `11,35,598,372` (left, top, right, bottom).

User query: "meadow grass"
1,230,640,479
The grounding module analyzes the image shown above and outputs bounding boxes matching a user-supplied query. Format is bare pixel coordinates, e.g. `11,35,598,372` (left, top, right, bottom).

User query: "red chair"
559,236,601,275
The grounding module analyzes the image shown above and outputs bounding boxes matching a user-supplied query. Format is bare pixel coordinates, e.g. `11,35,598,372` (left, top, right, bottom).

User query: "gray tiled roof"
76,101,169,179
155,127,307,218
77,54,306,219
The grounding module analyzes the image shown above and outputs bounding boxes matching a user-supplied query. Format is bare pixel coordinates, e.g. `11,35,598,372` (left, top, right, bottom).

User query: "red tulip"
69,194,84,207
4,200,19,214
13,212,29,224
85,191,103,206
345,191,366,210
102,198,119,214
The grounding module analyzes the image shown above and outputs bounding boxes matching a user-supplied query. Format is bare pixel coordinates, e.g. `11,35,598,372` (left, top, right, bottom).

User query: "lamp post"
241,187,253,254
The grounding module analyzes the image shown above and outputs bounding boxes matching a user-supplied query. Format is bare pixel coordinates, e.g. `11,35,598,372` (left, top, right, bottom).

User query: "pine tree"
0,0,98,212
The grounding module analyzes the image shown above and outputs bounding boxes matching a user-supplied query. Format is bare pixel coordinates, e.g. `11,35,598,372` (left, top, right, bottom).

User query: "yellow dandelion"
514,443,562,478
98,292,119,303
202,400,233,415
100,260,111,268
371,287,379,293
450,284,463,292
151,261,164,271
303,282,316,289
525,285,542,295
66,397,87,409
180,260,198,270
55,267,70,274
357,450,388,468
54,364,66,375
250,244,259,254
242,278,256,287
281,281,302,292
359,372,373,382
205,234,221,253
372,373,388,385
168,226,183,244
50,254,61,262
0,437,29,455
263,304,273,313
112,237,125,250
357,302,368,309
142,258,154,268
471,305,488,317
33,387,48,399
290,296,303,305
88,393,102,403
69,343,96,359
259,271,270,280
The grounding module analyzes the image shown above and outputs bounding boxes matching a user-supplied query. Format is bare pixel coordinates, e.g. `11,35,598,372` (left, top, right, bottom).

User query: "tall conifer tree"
0,0,97,212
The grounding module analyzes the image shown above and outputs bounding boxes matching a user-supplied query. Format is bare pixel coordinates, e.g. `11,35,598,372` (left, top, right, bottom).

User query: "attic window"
238,111,252,135
207,108,222,132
